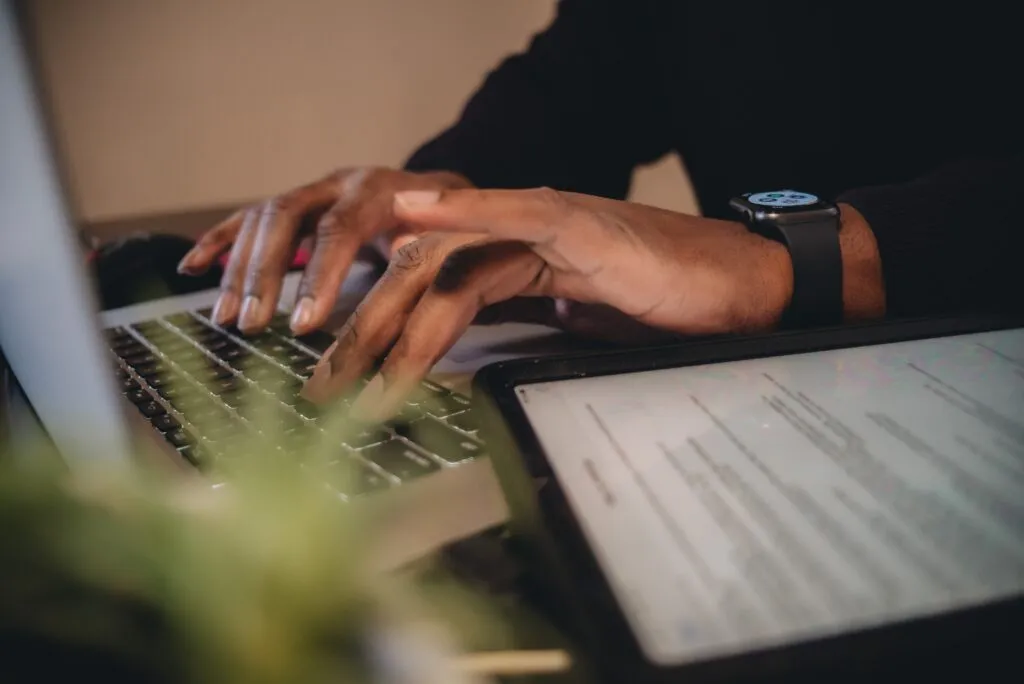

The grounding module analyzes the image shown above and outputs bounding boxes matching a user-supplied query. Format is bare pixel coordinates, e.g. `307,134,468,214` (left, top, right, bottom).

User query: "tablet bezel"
472,315,1024,683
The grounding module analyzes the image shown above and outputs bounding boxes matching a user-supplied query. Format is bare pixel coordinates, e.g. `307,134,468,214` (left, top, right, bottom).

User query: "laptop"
0,1,534,565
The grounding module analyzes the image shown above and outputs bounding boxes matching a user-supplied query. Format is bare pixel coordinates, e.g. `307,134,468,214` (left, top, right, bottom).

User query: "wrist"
837,202,886,320
754,204,885,328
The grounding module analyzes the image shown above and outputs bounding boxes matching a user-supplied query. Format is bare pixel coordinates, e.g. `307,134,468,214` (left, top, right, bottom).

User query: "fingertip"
289,297,315,333
176,252,200,275
212,292,240,326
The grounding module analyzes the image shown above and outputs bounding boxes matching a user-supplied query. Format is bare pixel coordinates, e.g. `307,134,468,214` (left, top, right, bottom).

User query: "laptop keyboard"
104,308,484,497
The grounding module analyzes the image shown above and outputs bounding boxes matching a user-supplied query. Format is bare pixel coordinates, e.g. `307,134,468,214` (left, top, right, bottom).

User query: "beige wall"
28,0,695,227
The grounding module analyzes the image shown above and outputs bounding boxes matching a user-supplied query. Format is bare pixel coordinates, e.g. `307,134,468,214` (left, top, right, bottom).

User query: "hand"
302,187,801,418
176,167,472,334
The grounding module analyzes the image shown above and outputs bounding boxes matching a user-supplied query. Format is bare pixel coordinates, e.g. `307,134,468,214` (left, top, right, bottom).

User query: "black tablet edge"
471,314,1024,683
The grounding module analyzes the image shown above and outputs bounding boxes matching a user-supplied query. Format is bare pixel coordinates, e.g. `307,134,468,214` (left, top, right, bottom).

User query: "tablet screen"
515,328,1024,665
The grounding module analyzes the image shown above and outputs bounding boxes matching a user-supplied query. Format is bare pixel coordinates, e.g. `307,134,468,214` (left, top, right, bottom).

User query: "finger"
300,236,455,404
177,210,245,275
238,182,339,333
348,242,547,421
211,209,259,326
393,187,578,245
289,208,363,334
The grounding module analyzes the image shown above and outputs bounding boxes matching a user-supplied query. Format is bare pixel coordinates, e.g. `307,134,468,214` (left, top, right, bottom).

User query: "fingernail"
349,374,386,422
290,297,315,331
176,255,194,275
239,295,261,330
394,190,441,210
212,292,240,325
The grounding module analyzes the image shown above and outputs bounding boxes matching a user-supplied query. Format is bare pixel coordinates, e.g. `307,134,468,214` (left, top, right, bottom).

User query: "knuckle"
316,212,342,234
391,239,431,272
530,186,570,212
244,264,279,294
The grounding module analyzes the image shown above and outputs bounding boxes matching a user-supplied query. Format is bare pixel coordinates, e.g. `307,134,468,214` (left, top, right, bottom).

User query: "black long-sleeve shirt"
407,1,1024,318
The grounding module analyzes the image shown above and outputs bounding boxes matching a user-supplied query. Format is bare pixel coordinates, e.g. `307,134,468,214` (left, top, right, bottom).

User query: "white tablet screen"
516,328,1024,665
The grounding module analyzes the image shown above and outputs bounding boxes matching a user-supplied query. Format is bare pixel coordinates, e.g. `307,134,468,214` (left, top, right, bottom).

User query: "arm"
404,0,673,199
837,153,1024,320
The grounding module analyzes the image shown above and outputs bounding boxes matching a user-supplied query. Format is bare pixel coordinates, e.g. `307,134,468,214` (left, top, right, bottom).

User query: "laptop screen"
516,327,1024,665
0,1,133,466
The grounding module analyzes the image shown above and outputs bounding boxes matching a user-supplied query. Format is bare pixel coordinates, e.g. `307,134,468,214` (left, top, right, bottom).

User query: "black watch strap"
775,218,843,328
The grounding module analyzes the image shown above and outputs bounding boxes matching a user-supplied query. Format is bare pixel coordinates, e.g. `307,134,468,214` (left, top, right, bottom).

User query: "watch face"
747,190,819,208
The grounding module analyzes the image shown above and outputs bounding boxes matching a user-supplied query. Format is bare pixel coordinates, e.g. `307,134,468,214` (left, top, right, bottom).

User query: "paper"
516,328,1024,665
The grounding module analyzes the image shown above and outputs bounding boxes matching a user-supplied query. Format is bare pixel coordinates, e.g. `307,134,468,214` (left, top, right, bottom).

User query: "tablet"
473,316,1024,683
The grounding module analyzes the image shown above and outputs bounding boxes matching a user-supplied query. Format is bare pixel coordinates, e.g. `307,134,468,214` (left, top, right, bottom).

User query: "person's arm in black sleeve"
405,0,673,199
837,153,1024,319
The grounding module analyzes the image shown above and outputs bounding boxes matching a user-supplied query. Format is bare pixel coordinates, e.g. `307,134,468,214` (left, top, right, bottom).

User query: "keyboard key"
109,335,142,353
198,418,242,442
343,427,391,449
394,403,426,424
166,429,193,448
205,377,243,395
123,350,155,367
145,373,172,389
290,361,319,378
283,350,313,365
396,419,483,463
204,338,231,352
332,460,390,495
294,330,335,353
420,379,449,396
268,312,292,332
196,364,234,383
152,414,180,433
163,313,196,328
262,411,304,435
126,389,150,404
253,339,295,358
425,393,472,418
292,399,322,420
156,383,191,402
171,393,216,415
214,345,245,362
137,401,166,418
134,361,169,379
219,390,247,409
446,411,477,433
192,326,225,342
131,321,169,340
186,405,228,430
280,429,319,453
362,440,440,480
177,444,210,469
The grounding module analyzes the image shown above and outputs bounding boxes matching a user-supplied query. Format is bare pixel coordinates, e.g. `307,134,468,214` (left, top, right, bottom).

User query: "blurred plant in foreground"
0,422,494,684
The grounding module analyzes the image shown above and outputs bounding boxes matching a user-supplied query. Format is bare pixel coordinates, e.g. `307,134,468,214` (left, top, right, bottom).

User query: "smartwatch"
729,190,843,328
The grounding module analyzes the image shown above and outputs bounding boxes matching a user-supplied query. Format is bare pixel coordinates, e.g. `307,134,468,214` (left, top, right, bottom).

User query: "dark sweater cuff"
837,157,1019,319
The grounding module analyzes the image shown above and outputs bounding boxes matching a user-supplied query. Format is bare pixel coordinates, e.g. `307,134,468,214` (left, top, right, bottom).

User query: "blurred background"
25,0,699,243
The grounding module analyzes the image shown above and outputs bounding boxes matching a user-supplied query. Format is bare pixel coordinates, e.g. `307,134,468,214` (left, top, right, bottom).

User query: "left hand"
302,187,799,419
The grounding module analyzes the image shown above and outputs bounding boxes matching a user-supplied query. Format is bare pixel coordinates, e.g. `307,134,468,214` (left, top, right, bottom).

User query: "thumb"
393,187,573,246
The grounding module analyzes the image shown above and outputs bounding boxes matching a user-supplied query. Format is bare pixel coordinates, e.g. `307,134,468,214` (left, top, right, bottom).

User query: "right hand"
176,167,473,334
